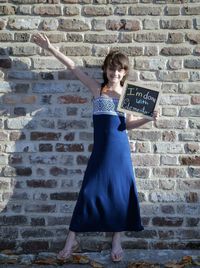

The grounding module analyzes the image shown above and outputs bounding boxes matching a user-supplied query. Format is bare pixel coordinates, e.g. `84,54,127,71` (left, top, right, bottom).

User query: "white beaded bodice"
93,96,125,116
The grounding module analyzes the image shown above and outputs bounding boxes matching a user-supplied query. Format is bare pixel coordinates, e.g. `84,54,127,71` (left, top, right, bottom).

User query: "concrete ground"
0,249,200,267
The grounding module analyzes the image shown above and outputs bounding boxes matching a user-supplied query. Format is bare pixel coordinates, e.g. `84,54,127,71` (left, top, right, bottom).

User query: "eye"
107,66,113,71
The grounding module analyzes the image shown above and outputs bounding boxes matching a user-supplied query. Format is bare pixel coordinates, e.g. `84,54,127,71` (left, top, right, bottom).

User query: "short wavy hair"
101,50,129,88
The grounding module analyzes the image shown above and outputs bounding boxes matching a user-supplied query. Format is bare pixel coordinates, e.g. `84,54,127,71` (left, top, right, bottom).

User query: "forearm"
48,44,75,70
47,44,98,93
33,33,100,95
126,118,151,130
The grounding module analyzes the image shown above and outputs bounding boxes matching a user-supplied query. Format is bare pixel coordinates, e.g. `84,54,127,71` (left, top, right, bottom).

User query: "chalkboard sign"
117,82,160,119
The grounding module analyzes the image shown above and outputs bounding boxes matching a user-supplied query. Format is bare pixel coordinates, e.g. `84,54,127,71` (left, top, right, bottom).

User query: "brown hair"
101,50,129,88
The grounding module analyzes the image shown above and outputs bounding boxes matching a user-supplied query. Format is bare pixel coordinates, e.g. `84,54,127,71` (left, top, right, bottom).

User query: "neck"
107,82,122,91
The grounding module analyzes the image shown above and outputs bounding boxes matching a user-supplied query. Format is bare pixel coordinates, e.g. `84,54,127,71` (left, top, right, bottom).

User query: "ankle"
112,232,121,240
68,231,76,238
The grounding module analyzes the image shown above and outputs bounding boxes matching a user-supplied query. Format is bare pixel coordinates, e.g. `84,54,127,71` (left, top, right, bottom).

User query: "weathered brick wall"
0,0,200,253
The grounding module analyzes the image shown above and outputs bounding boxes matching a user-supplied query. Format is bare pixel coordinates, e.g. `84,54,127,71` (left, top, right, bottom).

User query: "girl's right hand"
32,33,51,50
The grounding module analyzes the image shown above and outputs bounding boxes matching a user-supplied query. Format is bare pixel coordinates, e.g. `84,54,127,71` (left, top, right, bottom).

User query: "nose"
113,69,119,74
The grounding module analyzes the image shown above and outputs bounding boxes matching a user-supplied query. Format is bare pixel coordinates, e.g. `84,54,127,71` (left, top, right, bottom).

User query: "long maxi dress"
69,96,144,232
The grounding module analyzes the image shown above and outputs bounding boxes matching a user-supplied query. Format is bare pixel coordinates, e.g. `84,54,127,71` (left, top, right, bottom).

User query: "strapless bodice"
93,96,125,117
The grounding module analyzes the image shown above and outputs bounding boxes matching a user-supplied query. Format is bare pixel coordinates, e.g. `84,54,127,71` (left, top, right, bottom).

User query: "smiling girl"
33,33,159,262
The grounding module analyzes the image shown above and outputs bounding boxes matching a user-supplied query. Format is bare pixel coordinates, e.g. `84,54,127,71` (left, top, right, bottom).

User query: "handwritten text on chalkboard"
118,83,159,118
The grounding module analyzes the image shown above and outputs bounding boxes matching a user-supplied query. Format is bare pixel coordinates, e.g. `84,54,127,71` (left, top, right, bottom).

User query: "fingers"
32,33,47,45
32,33,45,42
42,33,48,41
153,110,160,121
32,32,50,50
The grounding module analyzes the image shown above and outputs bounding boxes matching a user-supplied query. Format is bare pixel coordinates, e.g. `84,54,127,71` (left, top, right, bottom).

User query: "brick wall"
0,0,200,253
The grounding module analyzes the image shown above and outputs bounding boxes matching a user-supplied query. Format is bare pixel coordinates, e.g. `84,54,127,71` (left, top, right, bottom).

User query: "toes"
57,250,71,259
111,250,123,262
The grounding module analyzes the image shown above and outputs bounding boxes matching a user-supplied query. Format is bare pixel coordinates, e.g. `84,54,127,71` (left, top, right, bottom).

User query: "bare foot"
111,233,123,262
57,231,79,260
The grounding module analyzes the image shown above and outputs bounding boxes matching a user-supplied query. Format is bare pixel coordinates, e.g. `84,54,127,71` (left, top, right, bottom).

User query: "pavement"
0,249,200,267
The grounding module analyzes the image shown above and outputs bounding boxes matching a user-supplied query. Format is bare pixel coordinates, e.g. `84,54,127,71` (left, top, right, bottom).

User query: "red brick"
0,215,27,225
161,19,192,29
129,6,162,16
47,216,70,225
134,33,167,42
158,230,174,239
185,143,200,153
39,144,53,152
33,5,61,16
50,192,78,200
27,179,57,188
21,96,36,104
168,32,184,44
77,155,89,165
185,192,199,203
0,5,16,15
55,143,84,152
0,19,6,30
16,167,32,176
8,154,23,164
0,240,16,250
62,0,91,2
106,19,140,31
31,132,61,141
152,217,183,227
0,131,8,140
187,33,200,44
82,6,113,16
161,205,175,214
184,6,200,15
58,95,87,104
49,166,68,176
25,204,56,213
180,156,200,166
191,95,200,104
30,218,45,226
59,19,90,31
186,217,200,227
14,32,30,42
141,217,150,227
64,132,75,141
0,59,12,68
161,47,191,56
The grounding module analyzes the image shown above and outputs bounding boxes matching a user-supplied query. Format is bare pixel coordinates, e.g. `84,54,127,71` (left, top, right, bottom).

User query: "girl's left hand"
152,110,159,121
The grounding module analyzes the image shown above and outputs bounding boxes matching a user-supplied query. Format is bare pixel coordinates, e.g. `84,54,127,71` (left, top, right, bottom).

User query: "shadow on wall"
0,51,104,253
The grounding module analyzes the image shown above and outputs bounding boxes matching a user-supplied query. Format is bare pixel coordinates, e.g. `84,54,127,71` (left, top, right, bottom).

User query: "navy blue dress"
69,96,144,232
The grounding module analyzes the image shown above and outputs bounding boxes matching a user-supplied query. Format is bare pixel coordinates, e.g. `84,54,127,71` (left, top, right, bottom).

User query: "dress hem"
69,226,144,232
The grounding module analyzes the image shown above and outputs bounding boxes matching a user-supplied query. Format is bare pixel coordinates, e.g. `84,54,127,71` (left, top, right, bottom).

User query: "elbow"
69,64,76,71
126,122,136,130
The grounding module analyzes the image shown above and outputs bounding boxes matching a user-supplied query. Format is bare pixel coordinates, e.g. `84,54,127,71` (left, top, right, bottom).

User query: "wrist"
47,43,55,52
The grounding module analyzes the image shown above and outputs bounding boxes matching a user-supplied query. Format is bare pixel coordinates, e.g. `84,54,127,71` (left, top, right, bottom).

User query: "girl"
33,33,159,262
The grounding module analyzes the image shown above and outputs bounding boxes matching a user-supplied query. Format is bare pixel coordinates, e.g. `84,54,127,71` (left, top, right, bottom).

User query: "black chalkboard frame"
117,81,160,119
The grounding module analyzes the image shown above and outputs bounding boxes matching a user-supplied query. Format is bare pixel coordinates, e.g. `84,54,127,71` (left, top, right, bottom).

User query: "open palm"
32,33,51,50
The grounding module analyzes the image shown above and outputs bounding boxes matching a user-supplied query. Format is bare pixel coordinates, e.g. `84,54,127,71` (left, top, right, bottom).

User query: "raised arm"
32,33,101,98
126,111,159,130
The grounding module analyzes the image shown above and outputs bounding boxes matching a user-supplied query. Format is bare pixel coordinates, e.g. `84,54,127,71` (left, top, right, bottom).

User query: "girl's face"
106,65,127,85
